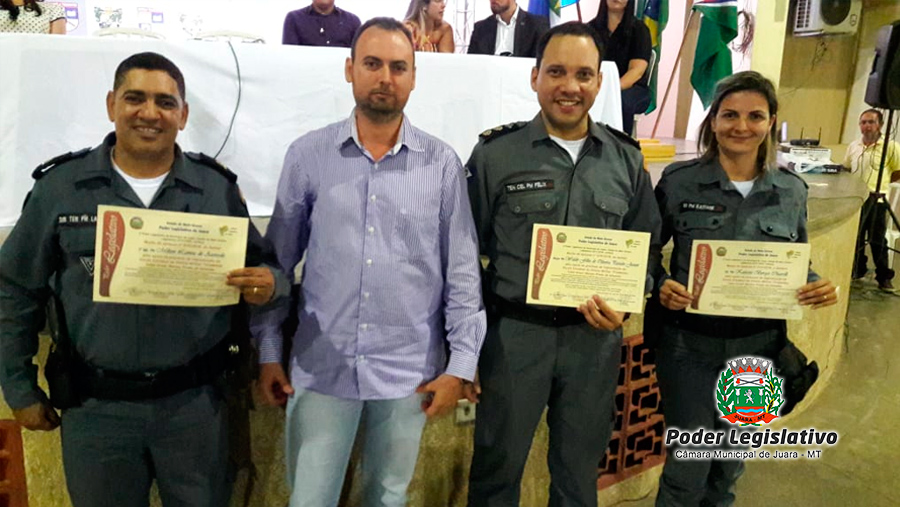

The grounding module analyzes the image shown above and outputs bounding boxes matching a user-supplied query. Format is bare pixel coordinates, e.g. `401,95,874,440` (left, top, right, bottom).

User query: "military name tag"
680,202,725,213
505,179,555,194
58,213,98,226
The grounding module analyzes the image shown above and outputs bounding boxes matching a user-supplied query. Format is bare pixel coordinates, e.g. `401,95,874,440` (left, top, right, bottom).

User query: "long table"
0,34,622,226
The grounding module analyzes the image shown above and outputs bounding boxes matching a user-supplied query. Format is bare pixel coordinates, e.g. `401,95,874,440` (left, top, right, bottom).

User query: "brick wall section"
598,334,665,489
0,421,28,507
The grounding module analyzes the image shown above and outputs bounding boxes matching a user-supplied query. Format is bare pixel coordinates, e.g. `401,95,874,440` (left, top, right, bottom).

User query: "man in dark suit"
467,1,549,58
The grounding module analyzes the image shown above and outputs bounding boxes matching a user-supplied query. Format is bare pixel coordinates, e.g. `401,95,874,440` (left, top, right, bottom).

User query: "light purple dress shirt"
253,113,486,400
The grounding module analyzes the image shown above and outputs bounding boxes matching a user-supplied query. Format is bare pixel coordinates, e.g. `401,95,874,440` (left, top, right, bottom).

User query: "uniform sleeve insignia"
478,121,528,143
32,148,91,179
185,152,238,184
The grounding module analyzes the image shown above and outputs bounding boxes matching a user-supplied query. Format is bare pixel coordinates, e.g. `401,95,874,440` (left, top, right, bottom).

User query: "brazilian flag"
637,0,668,114
527,0,579,26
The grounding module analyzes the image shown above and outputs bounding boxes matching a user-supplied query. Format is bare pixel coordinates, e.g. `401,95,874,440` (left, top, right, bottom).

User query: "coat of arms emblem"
717,357,783,426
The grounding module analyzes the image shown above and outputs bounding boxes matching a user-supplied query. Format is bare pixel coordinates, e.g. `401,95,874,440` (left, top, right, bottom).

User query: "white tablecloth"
0,34,622,226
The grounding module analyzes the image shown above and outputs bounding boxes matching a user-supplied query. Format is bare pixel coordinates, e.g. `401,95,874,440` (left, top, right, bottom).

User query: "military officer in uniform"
466,22,661,507
650,71,837,506
0,52,286,507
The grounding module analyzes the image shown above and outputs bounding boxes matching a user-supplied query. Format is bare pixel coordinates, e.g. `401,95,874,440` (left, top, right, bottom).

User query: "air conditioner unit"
794,0,862,36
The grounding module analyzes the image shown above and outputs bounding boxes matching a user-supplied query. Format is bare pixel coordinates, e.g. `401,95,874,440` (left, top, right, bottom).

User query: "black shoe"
878,279,895,292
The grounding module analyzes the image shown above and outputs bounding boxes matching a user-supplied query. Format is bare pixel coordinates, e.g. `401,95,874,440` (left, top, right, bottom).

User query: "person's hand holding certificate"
525,224,651,314
686,240,811,319
93,205,249,306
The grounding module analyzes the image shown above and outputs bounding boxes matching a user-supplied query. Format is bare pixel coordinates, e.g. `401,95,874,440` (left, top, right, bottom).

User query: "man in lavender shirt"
282,0,361,48
253,17,486,507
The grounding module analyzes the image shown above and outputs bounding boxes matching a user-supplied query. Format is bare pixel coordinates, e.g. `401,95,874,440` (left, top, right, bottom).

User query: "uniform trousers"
61,385,229,507
284,388,426,507
468,316,622,507
853,195,895,283
654,325,781,507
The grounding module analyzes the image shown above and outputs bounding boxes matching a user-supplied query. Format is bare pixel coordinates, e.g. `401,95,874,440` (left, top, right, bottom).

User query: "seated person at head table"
0,0,66,34
282,0,361,48
467,0,548,58
404,0,454,53
588,0,651,136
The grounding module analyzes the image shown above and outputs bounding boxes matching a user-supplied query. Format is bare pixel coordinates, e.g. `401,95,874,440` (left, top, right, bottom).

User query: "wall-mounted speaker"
865,21,900,109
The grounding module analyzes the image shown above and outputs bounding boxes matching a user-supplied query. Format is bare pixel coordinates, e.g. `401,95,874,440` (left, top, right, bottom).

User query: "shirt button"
358,355,366,362
366,259,373,265
360,323,368,330
790,232,797,239
514,205,522,213
368,226,375,233
370,195,377,202
766,226,774,232
601,203,607,210
544,202,552,209
363,292,370,299
374,163,379,170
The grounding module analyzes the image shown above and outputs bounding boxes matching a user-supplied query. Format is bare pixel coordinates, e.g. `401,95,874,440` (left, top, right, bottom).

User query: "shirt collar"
697,156,787,191
78,132,199,190
527,113,604,145
305,5,341,17
336,110,424,156
496,5,518,26
861,134,884,148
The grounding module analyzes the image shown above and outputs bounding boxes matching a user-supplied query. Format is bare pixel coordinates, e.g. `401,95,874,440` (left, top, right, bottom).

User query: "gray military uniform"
651,157,817,507
466,115,661,507
0,133,284,507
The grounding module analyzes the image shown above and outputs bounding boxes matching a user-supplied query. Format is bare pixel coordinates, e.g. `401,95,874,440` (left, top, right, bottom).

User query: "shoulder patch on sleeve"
597,122,641,150
32,148,91,180
478,121,528,144
778,166,809,189
185,152,238,184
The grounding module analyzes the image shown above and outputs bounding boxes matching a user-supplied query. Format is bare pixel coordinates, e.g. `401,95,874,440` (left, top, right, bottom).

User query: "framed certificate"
686,240,811,320
525,224,651,314
93,205,249,306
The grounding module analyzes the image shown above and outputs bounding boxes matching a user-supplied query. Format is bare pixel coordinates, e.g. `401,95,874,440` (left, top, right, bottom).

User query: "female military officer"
650,71,837,506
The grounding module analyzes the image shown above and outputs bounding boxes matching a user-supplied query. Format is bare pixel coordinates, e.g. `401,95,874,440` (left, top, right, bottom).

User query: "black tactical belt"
78,339,232,401
667,311,782,339
492,297,585,327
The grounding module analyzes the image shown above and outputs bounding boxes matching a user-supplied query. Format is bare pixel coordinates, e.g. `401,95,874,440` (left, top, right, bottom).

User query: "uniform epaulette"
32,148,91,180
777,166,809,188
479,122,528,143
598,122,641,150
185,152,237,184
662,159,702,175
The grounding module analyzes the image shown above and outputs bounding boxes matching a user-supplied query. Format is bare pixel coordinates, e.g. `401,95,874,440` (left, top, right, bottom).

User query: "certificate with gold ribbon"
686,240,810,320
92,205,248,306
525,224,651,313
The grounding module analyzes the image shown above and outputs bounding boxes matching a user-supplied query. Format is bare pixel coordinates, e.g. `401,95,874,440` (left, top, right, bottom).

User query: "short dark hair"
350,17,415,61
113,52,186,101
697,71,779,169
860,108,884,125
535,22,605,70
